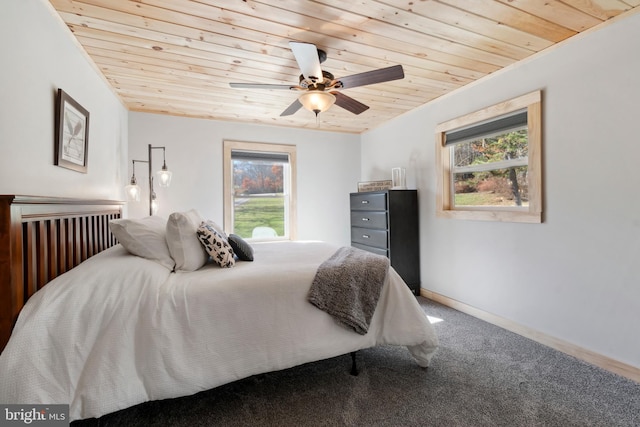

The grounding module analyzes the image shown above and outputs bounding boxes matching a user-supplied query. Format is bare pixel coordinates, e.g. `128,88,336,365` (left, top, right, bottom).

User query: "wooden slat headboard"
0,195,124,352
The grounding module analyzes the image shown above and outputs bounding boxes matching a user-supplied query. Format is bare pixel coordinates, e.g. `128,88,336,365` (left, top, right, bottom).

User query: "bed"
0,195,438,421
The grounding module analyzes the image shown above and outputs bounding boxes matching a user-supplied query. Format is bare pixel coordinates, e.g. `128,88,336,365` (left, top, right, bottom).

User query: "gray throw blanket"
308,246,390,335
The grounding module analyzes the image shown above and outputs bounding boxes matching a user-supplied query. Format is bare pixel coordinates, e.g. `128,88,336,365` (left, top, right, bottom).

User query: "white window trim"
223,140,297,239
435,91,543,223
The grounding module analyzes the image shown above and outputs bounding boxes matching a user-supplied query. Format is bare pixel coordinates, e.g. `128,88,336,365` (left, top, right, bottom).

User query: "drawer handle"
362,217,370,221
362,234,370,239
361,200,369,204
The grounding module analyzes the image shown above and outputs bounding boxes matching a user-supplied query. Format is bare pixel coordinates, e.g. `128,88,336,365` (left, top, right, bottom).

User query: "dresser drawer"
352,242,388,257
351,227,388,249
350,211,387,230
350,192,387,211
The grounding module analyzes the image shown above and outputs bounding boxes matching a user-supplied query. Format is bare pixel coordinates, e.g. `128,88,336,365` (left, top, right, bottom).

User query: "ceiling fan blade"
330,92,370,115
289,41,323,82
336,65,404,89
280,99,303,116
230,83,297,90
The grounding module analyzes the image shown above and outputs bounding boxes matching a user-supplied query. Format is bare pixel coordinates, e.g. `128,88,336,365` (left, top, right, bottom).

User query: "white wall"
0,1,128,199
128,113,360,246
361,13,640,368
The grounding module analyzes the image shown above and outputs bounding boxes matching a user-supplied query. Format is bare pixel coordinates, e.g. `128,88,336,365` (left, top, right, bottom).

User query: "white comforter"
0,241,438,421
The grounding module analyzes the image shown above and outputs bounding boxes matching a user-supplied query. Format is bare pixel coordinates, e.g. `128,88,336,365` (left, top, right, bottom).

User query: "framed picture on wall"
55,88,89,173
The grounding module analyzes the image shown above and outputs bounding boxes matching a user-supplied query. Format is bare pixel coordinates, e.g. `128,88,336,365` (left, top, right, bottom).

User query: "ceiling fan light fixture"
299,91,336,116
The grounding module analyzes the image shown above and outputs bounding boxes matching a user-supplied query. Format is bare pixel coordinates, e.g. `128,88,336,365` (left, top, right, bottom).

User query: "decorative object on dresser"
391,167,407,189
356,180,392,192
54,89,89,173
350,190,420,295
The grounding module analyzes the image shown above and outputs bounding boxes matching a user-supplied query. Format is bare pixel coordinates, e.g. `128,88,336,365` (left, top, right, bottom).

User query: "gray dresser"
350,190,420,295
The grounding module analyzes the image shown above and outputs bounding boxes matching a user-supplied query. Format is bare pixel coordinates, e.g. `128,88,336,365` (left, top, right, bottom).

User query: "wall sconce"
125,144,172,215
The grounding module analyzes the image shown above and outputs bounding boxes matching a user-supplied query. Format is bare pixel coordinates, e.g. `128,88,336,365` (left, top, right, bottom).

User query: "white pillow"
109,216,175,270
197,221,235,268
166,209,209,271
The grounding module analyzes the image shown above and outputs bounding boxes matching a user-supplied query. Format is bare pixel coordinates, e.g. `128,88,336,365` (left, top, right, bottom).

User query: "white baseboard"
420,289,640,384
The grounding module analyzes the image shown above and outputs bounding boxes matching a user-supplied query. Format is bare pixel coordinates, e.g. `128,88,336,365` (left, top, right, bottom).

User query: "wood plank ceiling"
49,0,640,134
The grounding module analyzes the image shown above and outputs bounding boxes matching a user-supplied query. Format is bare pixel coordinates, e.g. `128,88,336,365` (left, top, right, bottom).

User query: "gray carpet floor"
73,298,640,426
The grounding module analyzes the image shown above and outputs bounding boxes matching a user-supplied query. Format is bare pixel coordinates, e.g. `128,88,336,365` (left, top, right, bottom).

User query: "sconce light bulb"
151,197,159,215
125,183,141,202
157,167,172,187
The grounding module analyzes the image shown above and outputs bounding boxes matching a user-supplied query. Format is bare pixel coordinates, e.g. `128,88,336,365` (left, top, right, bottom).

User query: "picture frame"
55,88,89,173
357,180,393,192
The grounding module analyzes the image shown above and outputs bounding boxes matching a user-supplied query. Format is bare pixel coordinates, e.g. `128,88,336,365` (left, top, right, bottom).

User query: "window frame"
223,140,297,240
435,91,542,223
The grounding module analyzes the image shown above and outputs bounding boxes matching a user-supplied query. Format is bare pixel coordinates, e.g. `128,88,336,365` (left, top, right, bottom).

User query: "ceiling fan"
229,41,405,117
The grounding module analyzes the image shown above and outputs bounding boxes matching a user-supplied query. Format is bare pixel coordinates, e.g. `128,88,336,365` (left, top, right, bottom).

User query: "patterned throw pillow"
196,222,235,268
202,219,227,239
228,234,254,261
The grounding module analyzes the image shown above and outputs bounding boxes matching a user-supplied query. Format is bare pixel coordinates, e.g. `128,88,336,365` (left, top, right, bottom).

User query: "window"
223,140,297,240
435,91,542,223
